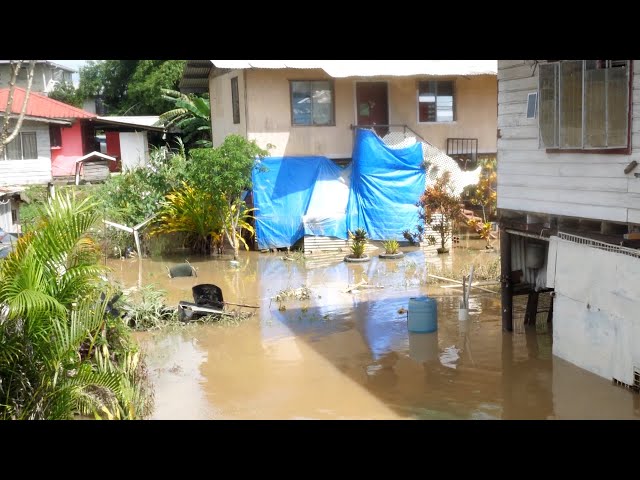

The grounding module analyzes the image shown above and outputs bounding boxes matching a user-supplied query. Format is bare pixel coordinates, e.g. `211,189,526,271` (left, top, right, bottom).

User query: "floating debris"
167,262,197,278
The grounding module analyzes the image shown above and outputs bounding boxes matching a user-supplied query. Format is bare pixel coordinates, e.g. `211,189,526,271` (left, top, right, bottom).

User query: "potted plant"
380,239,404,259
417,171,463,254
345,228,370,262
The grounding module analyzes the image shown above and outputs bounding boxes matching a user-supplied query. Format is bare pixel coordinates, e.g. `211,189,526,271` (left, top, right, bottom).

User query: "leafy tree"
467,158,497,223
76,60,138,114
75,60,186,115
0,60,36,157
462,158,497,248
125,61,187,115
416,171,464,254
158,88,211,148
48,81,83,107
188,136,271,259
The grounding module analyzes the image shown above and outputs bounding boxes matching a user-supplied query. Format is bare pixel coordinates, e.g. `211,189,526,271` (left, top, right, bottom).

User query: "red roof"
0,87,95,119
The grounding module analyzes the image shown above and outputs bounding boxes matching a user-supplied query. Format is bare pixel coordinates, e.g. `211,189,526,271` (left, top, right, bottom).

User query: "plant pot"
379,252,404,259
344,254,370,263
436,247,449,254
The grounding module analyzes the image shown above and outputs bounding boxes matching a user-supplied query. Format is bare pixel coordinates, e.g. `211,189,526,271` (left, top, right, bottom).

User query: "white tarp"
302,163,352,237
210,60,497,77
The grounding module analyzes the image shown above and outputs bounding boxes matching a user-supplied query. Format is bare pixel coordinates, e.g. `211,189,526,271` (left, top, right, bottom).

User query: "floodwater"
107,239,640,420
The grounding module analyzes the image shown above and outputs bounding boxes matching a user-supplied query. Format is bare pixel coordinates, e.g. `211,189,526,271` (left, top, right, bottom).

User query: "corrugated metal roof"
210,60,497,77
179,60,212,94
96,116,160,128
0,87,95,119
91,115,165,132
0,60,76,73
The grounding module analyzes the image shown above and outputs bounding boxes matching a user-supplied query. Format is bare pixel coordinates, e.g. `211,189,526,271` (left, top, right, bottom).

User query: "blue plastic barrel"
407,296,438,333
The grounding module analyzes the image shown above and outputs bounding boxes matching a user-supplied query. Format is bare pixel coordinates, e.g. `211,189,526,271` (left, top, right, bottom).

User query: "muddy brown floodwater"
107,240,640,420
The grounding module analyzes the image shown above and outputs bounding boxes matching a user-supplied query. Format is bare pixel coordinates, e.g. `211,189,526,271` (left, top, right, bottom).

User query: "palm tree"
157,89,212,148
0,193,153,419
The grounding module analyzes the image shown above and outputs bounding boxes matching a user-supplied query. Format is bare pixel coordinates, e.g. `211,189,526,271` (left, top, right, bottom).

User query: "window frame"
2,131,38,160
289,79,336,127
49,124,62,148
539,60,633,155
417,79,456,124
231,76,240,125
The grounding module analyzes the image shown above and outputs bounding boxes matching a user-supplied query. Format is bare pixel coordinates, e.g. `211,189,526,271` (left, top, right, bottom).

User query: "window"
49,125,62,148
231,76,240,124
2,132,38,160
290,80,335,126
418,80,455,122
526,92,538,119
539,60,631,150
11,209,18,224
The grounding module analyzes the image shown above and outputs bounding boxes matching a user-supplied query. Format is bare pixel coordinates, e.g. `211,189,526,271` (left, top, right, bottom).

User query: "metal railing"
558,232,640,259
446,138,478,170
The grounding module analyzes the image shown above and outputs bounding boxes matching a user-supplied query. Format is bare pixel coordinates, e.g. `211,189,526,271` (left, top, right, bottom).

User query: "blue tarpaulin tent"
252,129,425,249
345,129,425,240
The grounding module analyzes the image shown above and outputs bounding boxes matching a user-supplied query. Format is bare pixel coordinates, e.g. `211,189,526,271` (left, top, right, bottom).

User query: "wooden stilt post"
501,332,514,419
524,325,539,358
500,228,513,332
524,291,539,326
547,293,554,324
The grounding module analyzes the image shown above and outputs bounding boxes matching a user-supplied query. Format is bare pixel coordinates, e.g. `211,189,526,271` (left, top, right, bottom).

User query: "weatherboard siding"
497,60,640,224
0,121,52,185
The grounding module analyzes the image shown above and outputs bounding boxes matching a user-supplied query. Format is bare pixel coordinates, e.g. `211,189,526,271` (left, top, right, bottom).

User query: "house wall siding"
210,70,247,146
239,69,497,158
51,121,85,177
245,68,353,158
497,60,640,225
388,74,497,154
0,64,48,93
119,132,148,170
0,120,52,185
548,236,640,386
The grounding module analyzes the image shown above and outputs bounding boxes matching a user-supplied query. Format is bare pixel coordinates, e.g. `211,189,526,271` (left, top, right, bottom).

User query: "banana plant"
157,89,211,148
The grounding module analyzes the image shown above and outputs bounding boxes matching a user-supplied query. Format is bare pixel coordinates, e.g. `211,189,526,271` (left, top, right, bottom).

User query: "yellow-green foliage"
349,228,368,258
383,239,399,254
151,182,223,253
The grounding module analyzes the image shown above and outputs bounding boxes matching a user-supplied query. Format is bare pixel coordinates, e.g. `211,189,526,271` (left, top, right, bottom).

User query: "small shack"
0,187,29,234
74,151,117,185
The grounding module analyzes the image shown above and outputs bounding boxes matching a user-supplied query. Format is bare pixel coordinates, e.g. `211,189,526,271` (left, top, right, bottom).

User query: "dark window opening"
231,76,240,124
49,125,62,148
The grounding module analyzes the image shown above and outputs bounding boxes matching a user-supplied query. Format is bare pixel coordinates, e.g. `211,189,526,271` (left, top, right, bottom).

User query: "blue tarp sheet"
345,129,425,241
252,130,425,249
252,156,338,250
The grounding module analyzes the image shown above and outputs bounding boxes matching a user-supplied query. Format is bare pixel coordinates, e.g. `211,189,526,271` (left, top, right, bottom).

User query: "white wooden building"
497,60,640,390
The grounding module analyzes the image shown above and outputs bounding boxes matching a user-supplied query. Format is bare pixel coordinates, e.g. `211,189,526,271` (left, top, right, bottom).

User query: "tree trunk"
0,60,37,156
